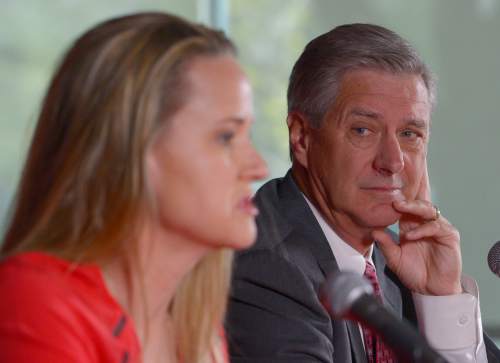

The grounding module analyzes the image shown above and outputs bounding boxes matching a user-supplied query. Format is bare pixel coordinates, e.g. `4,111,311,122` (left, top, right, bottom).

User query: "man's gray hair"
287,23,435,128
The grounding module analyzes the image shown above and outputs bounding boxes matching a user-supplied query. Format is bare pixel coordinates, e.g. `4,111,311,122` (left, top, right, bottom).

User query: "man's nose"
373,133,404,175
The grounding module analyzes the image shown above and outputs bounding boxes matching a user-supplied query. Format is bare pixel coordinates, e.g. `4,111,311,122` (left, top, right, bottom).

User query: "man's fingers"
372,229,400,270
416,159,431,201
404,220,460,245
404,221,441,240
394,199,439,221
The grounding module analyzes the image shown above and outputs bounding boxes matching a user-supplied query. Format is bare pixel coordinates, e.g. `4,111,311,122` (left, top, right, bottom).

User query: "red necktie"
362,261,397,363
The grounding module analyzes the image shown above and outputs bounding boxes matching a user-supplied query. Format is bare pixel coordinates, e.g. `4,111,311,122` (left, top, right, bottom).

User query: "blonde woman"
0,12,267,363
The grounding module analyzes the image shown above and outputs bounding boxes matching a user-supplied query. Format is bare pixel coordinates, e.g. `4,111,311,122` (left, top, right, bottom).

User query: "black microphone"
321,271,448,363
488,241,500,277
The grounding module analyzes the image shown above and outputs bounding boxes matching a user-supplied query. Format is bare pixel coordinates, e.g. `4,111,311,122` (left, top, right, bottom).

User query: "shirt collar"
302,194,373,275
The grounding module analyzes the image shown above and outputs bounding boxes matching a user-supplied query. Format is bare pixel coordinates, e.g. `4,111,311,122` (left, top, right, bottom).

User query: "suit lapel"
347,321,368,363
373,243,403,318
277,171,367,363
277,171,337,276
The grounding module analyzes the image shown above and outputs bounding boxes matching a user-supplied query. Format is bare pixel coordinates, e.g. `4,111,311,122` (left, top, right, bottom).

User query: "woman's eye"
217,131,235,145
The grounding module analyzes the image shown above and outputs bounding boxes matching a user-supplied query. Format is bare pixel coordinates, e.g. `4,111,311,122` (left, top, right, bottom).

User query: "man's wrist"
412,275,481,350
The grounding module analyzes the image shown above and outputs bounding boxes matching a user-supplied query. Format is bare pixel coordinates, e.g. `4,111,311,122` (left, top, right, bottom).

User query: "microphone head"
488,241,500,277
321,270,373,318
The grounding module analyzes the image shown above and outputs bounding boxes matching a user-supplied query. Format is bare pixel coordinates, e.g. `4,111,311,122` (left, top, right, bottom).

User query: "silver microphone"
321,271,448,363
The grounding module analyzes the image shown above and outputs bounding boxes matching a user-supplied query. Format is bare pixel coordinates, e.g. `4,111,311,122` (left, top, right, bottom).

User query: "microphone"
321,271,447,363
488,241,500,277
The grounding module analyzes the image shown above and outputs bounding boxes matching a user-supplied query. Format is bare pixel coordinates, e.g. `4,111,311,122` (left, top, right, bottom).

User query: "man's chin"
365,207,402,229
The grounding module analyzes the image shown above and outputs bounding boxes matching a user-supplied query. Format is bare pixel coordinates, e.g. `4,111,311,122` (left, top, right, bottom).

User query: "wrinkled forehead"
320,69,432,132
338,69,431,104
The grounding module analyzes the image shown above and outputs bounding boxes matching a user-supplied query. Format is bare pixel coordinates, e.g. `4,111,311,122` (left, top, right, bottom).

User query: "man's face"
307,69,431,231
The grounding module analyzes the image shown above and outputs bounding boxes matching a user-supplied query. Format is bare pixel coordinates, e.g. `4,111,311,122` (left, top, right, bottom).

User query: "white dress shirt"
303,195,487,362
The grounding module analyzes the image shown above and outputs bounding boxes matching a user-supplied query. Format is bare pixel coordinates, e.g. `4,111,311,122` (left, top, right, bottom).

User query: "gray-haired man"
226,24,499,363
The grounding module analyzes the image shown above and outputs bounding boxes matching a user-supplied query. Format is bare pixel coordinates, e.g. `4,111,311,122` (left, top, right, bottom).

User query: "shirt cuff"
411,275,483,351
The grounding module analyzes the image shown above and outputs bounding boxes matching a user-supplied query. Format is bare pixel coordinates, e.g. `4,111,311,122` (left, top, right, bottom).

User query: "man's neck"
292,165,375,256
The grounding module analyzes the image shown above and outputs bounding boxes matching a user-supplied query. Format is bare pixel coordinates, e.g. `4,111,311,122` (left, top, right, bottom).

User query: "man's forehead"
348,106,429,126
331,104,430,134
337,69,431,105
326,86,431,131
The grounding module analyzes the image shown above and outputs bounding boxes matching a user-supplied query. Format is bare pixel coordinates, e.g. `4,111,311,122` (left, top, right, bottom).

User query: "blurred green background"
1,0,499,338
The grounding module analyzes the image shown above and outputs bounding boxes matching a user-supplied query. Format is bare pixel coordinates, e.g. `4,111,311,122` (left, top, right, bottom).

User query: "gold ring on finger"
431,204,441,221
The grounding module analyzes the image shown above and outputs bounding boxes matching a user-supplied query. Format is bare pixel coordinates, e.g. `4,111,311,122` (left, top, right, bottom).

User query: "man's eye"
352,127,370,136
401,130,418,138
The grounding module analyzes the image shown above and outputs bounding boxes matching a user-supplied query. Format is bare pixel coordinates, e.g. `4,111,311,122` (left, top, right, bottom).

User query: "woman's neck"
101,222,211,362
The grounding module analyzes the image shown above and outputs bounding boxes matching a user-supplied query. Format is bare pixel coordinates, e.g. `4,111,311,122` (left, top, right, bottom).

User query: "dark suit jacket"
226,171,500,363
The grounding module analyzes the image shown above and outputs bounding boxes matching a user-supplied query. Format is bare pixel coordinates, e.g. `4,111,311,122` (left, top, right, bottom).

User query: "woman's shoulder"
0,252,140,362
0,252,73,295
0,252,98,359
0,252,98,300
0,251,122,316
0,252,107,322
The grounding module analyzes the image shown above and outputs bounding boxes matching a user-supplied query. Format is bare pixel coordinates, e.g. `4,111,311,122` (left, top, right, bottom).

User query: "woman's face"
146,55,268,250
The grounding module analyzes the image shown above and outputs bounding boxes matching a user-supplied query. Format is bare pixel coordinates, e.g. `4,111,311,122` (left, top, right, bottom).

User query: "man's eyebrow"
404,119,427,129
348,108,428,129
348,107,381,119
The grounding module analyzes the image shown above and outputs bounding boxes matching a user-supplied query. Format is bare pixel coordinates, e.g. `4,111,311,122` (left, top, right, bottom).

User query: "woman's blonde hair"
1,12,235,363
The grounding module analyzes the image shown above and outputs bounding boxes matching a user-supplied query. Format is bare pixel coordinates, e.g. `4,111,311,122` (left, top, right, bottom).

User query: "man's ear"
287,112,311,168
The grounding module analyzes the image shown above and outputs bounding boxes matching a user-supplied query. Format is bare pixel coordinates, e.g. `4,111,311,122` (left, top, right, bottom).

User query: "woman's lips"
238,196,259,216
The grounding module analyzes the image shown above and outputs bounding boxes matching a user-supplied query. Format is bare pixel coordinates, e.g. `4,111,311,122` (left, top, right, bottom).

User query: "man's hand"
372,165,463,296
